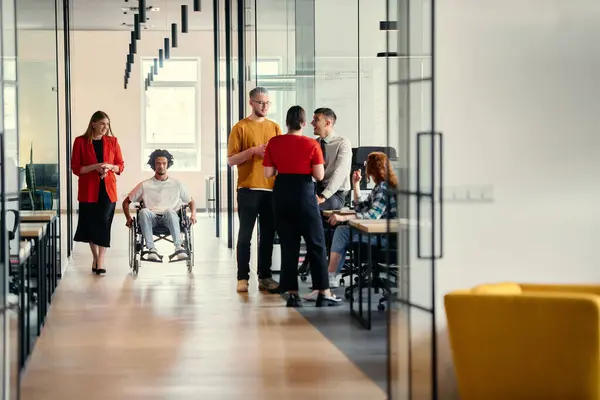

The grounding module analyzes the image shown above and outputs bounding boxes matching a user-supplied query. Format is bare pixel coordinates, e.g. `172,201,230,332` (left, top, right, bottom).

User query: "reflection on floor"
19,215,386,400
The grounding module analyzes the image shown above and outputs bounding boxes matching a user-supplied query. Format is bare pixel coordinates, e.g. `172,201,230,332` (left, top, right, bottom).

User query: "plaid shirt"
353,182,397,220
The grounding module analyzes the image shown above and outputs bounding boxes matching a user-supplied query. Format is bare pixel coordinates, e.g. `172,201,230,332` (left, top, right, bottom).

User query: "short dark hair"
147,149,174,171
314,107,337,124
286,105,306,131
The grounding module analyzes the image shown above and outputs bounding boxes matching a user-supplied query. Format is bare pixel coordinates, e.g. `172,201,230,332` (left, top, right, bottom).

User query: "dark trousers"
274,174,329,292
236,188,275,281
318,190,347,211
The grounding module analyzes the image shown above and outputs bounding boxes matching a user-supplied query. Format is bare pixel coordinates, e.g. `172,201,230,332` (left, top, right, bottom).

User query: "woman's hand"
101,163,117,173
94,163,105,173
352,169,362,185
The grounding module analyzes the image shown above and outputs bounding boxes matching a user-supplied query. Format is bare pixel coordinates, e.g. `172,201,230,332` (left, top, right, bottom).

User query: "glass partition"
2,0,19,396
16,1,60,210
387,0,439,399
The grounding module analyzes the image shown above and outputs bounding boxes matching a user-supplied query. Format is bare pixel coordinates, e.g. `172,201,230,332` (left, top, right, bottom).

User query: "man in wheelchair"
122,149,197,262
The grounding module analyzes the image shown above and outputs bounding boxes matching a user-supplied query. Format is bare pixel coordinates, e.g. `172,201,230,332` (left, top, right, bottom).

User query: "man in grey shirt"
311,108,352,210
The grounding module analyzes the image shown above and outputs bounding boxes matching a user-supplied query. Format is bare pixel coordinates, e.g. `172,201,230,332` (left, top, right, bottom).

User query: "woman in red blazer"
71,110,125,275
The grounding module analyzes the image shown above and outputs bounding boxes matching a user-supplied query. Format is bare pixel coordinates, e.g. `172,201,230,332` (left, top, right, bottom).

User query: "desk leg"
49,221,56,300
34,236,42,335
52,218,58,290
18,257,25,370
26,251,31,360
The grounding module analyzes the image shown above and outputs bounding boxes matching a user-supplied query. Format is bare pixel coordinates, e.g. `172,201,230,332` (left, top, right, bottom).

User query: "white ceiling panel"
16,0,290,31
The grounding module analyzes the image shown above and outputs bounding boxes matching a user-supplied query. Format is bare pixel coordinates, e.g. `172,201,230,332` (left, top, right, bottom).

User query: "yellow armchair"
445,283,600,400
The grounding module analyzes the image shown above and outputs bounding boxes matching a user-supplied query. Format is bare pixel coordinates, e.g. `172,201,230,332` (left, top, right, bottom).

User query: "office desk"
20,210,59,291
348,219,399,329
20,223,47,337
321,209,357,218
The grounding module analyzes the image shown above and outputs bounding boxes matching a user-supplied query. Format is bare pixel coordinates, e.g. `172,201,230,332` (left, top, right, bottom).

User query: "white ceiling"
17,0,214,31
16,0,289,31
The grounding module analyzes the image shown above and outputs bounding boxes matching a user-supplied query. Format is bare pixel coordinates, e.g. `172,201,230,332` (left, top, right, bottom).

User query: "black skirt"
74,179,116,248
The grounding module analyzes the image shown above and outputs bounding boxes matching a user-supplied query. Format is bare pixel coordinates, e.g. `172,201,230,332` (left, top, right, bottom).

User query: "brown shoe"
237,280,249,292
258,278,279,291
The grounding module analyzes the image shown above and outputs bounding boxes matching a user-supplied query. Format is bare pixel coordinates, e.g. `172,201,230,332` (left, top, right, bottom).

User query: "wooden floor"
20,215,386,399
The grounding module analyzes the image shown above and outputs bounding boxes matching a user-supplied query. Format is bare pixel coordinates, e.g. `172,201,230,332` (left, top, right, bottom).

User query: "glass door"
387,0,441,399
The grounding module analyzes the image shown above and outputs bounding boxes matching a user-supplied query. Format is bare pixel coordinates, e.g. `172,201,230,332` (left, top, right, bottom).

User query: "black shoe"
92,261,97,273
286,294,302,308
315,293,343,307
95,268,106,275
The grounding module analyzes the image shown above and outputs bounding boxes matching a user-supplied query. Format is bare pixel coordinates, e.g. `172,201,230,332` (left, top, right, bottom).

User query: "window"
142,58,201,171
218,58,285,149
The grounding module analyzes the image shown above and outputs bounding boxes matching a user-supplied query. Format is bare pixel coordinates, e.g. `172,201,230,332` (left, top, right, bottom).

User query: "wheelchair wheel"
132,258,140,275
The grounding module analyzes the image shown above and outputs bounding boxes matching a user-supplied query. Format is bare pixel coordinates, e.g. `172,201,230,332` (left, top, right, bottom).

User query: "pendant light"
171,23,178,48
181,5,189,33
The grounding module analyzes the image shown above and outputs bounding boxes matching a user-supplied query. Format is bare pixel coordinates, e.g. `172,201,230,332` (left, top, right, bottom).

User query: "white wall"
434,0,600,396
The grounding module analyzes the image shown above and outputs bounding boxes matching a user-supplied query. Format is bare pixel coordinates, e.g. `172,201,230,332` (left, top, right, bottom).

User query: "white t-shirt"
128,176,191,214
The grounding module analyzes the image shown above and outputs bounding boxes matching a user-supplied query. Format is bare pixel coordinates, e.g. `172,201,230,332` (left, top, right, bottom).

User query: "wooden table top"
322,209,357,217
20,222,47,238
20,211,57,222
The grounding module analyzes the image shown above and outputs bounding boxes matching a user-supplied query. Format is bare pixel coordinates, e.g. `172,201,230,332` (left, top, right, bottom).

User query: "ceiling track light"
159,49,164,67
171,23,178,48
153,58,158,74
193,0,201,12
128,53,134,64
181,5,189,33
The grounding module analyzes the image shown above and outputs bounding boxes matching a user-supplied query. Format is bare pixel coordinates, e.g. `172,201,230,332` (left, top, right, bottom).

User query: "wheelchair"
128,202,195,275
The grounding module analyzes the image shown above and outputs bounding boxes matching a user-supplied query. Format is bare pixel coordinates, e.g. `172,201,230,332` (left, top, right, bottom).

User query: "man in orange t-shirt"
227,87,282,293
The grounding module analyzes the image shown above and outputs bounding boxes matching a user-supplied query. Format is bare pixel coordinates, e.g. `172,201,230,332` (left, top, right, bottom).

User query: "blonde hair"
83,110,114,142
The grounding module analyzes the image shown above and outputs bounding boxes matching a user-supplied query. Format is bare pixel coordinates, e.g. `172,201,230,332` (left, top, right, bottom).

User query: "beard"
254,109,267,117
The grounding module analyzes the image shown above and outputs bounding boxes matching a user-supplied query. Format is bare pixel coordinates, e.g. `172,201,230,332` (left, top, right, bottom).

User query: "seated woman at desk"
306,151,398,296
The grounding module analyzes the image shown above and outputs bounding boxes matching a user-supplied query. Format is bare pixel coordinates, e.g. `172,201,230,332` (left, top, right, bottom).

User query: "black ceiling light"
164,38,170,59
139,0,147,22
126,61,131,73
171,23,178,48
145,77,149,91
149,68,154,82
124,75,128,89
134,14,141,39
181,5,189,33
153,58,158,74
130,31,136,53
193,0,201,12
128,52,134,64
159,49,164,67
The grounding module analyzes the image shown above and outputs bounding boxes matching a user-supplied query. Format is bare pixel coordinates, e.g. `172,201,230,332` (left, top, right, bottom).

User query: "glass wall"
388,0,438,399
2,0,20,396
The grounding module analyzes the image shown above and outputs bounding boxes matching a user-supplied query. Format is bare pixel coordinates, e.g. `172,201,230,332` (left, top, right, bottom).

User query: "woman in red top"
263,106,342,307
71,111,125,275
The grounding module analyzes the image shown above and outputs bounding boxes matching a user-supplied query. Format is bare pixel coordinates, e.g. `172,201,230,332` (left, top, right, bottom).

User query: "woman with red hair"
304,151,398,298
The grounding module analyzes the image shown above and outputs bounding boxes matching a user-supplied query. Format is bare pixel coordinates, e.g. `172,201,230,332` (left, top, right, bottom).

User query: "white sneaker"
147,248,161,261
173,245,188,260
